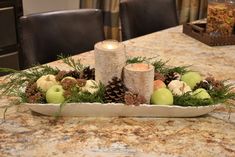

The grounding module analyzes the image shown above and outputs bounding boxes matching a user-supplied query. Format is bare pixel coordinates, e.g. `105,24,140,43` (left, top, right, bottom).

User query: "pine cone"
104,77,127,103
25,82,45,103
154,72,165,81
206,77,224,91
164,72,181,85
124,91,146,106
213,81,224,91
82,66,95,80
61,78,78,90
28,92,45,103
55,71,68,81
25,82,38,97
194,80,211,90
206,77,216,84
66,70,81,79
56,70,81,81
124,92,136,105
63,90,72,99
77,79,87,87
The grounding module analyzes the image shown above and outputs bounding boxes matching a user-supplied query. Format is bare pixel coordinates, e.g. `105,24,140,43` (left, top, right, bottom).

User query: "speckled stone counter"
0,25,235,157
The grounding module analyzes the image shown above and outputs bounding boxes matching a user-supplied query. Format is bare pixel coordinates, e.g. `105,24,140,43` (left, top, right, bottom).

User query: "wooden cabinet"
0,0,22,75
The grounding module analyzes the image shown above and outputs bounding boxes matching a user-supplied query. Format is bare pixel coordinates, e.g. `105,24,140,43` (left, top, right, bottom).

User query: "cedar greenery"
126,56,147,64
0,65,59,96
174,93,214,106
0,55,234,109
126,56,190,75
208,82,235,104
58,55,85,72
174,82,235,107
66,83,105,103
0,56,105,103
0,55,85,97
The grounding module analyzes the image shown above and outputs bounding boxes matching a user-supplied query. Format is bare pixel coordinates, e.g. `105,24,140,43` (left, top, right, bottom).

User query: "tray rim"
23,102,222,118
23,102,221,108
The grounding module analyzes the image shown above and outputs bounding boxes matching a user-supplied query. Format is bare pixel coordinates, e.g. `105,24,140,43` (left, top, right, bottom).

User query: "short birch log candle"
95,40,126,85
124,63,154,103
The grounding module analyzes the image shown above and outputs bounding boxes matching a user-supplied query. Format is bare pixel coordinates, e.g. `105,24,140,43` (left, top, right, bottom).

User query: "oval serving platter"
23,103,221,118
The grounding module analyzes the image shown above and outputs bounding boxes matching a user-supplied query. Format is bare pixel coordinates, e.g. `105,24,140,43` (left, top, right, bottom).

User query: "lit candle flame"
107,44,115,50
102,40,119,50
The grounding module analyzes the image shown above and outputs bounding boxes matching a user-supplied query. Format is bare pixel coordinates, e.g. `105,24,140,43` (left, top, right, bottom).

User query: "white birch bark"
94,41,126,85
124,63,154,103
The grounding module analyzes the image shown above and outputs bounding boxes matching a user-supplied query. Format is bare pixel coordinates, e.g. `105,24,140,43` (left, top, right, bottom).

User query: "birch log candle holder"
124,63,154,103
94,40,126,85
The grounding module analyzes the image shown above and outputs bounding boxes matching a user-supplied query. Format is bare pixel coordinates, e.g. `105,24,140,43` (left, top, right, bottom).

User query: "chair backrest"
120,0,178,41
19,9,104,69
0,52,19,76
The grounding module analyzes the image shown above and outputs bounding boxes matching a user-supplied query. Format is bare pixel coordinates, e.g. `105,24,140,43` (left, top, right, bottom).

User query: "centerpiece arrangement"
0,40,234,117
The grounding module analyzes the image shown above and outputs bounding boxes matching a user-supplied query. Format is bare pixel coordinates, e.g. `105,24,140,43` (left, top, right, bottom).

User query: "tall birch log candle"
124,63,154,103
95,40,126,85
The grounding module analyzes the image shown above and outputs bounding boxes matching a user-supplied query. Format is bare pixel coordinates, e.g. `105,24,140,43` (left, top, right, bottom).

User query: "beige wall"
23,0,80,15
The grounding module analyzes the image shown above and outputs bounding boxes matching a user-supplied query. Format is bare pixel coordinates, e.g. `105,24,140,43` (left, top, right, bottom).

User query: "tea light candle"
124,63,154,103
95,40,126,85
102,41,119,50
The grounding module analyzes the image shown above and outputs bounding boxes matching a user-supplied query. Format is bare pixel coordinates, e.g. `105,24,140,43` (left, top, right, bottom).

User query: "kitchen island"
0,25,235,157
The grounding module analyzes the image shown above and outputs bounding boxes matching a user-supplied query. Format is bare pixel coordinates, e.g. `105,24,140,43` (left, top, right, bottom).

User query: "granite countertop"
0,25,235,157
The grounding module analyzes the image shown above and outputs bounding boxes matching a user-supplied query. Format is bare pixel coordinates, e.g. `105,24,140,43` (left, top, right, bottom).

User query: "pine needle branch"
208,83,235,104
0,65,59,96
58,55,85,72
0,68,19,74
127,56,190,75
174,93,214,106
66,82,105,103
1,99,21,122
126,56,147,64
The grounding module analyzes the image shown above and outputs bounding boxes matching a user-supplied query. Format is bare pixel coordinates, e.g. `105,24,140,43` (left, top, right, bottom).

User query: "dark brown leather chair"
120,0,178,41
0,52,19,76
19,9,104,69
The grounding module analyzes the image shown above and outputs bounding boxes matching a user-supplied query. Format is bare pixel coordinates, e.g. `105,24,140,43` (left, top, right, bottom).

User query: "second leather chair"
120,0,178,41
19,9,104,69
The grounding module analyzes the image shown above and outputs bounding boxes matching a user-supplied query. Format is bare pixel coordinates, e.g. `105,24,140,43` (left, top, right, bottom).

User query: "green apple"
46,85,65,104
181,72,202,89
193,88,211,99
151,88,173,105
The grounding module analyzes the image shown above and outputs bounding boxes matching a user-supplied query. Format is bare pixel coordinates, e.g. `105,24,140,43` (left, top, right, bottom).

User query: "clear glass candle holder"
206,0,235,36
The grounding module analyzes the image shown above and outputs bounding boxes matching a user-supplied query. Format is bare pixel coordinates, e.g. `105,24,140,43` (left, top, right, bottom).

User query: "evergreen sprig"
126,56,148,64
174,83,235,107
0,67,18,73
165,66,190,75
151,59,168,74
174,93,214,106
58,55,85,72
208,82,235,104
66,83,105,103
0,65,59,96
126,56,189,75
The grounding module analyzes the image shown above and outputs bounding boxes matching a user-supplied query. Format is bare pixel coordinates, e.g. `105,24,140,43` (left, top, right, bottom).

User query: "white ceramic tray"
24,103,220,118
